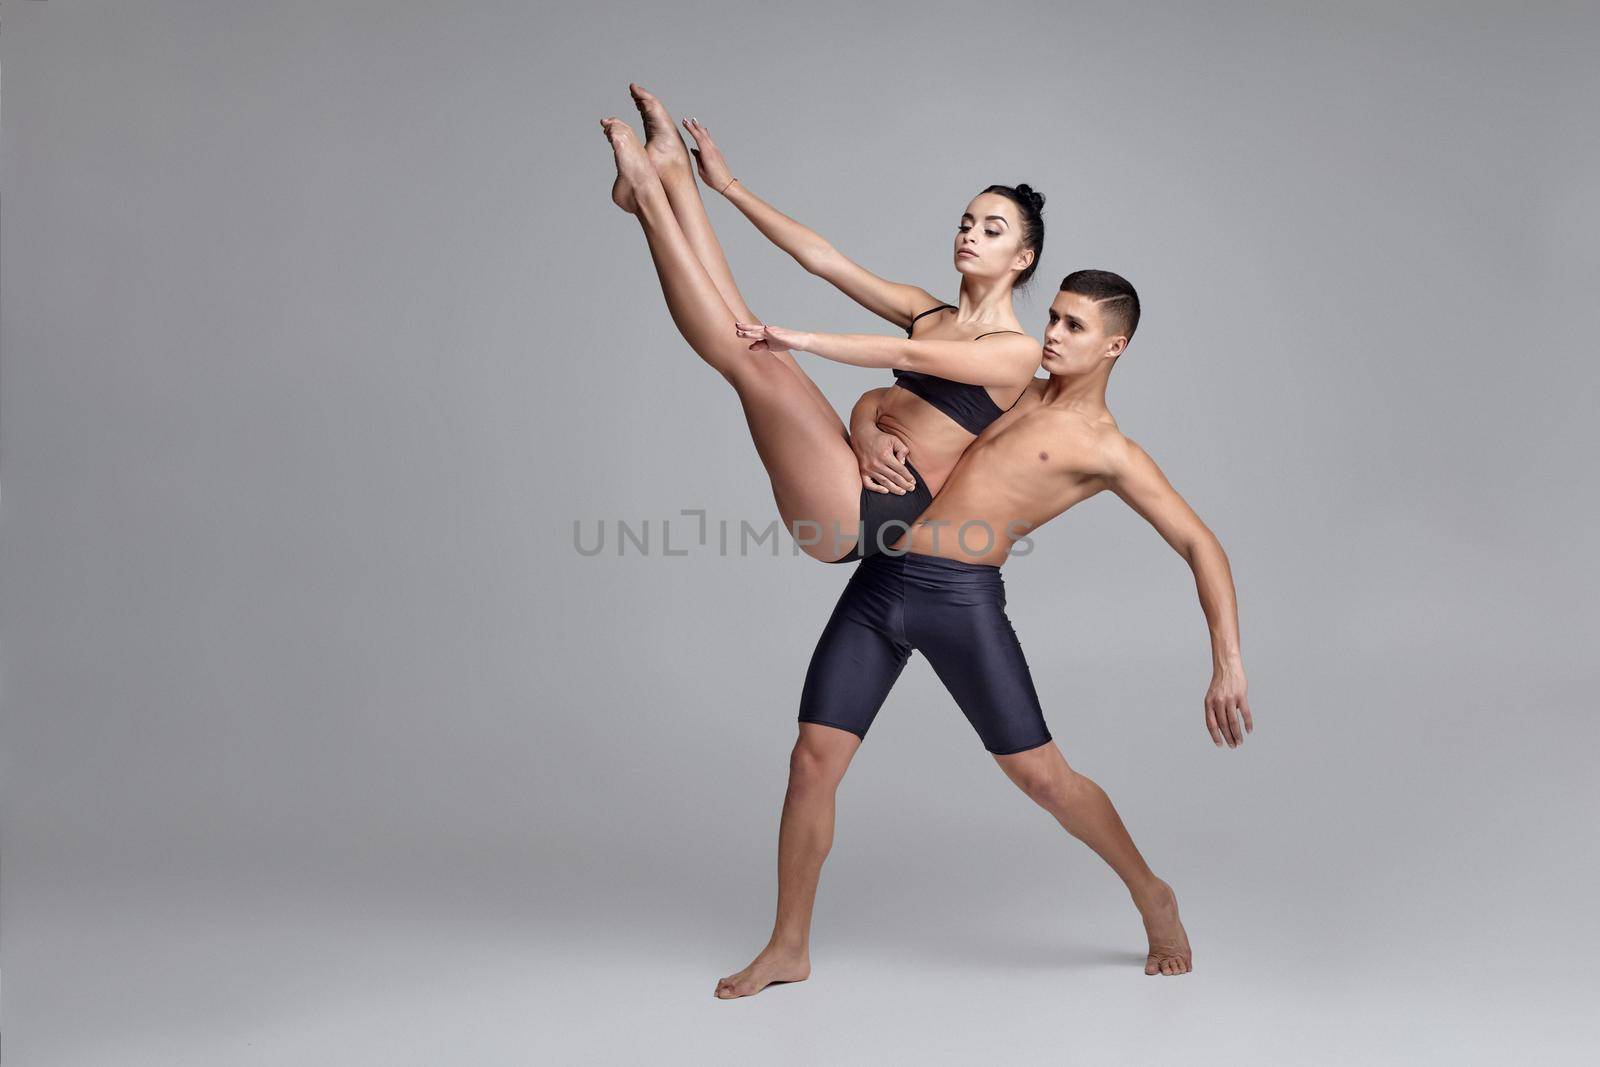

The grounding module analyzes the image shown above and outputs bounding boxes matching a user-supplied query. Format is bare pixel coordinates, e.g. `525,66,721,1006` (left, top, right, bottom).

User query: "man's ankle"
767,933,809,954
1129,876,1170,906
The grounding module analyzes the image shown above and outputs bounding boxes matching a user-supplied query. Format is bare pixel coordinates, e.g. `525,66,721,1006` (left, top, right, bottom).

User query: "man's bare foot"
600,117,658,215
713,943,811,1000
628,83,692,182
1135,879,1193,976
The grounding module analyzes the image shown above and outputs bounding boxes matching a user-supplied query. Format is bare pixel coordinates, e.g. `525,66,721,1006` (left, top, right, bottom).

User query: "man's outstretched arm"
1106,438,1253,748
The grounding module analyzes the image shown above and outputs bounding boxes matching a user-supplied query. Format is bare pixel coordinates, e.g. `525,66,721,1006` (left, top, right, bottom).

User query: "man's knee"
789,731,854,791
1017,771,1062,806
999,747,1078,806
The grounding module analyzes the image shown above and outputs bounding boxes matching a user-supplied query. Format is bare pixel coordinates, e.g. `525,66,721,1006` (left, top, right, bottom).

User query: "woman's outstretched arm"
740,324,1041,389
683,118,939,329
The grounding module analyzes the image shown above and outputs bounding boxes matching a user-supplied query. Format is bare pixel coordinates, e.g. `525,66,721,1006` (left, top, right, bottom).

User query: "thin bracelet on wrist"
719,176,739,195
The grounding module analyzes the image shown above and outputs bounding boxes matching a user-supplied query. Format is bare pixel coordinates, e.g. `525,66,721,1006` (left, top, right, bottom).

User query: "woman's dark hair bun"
978,182,1047,288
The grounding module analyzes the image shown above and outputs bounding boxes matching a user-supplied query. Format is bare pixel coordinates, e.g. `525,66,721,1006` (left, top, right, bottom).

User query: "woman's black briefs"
828,458,935,563
798,551,1052,755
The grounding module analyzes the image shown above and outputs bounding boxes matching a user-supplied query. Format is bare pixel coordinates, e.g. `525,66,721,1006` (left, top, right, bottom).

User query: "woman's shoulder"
905,294,956,334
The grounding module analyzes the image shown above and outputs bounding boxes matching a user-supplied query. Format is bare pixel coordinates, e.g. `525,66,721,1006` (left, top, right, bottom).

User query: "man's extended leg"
715,723,861,999
903,554,1194,977
995,742,1194,976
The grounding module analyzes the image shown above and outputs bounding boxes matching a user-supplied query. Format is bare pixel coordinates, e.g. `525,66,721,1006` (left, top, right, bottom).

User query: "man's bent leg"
715,723,861,999
995,741,1194,976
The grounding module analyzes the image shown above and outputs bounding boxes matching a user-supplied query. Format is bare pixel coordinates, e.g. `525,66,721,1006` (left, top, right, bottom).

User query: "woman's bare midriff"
872,386,981,496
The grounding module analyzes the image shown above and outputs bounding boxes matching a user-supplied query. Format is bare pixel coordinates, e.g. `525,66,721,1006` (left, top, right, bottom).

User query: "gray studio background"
2,1,1596,1063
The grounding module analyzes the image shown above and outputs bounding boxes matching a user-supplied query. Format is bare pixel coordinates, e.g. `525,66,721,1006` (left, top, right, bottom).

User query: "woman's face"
953,192,1033,285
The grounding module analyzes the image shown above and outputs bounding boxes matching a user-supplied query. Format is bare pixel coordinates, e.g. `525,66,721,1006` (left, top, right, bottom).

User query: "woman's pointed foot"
600,116,656,214
628,83,692,181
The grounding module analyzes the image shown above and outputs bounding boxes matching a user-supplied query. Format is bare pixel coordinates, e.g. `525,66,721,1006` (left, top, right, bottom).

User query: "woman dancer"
604,86,1045,561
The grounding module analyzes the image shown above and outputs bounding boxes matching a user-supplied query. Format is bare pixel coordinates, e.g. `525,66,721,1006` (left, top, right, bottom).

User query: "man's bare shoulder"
1097,428,1162,484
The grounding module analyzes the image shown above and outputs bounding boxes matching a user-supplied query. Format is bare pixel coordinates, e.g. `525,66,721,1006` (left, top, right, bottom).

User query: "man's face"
1040,291,1124,375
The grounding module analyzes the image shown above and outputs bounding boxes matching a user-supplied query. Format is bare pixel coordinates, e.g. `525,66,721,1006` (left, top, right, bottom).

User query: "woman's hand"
682,118,735,193
852,426,917,496
735,322,811,354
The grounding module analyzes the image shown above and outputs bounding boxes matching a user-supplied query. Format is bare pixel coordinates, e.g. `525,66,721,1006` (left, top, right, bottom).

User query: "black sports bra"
892,304,1026,435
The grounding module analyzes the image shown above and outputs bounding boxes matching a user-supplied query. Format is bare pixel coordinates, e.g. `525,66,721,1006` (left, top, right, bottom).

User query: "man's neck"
1040,368,1112,416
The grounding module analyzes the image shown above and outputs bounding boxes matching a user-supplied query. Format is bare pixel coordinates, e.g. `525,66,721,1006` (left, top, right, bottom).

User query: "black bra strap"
1002,379,1036,412
905,303,957,337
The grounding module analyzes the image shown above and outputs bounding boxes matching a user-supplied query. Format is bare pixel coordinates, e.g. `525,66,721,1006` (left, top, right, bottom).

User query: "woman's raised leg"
604,118,861,561
627,84,844,435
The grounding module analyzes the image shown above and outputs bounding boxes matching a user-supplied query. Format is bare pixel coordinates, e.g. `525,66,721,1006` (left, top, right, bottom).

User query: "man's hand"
852,427,916,495
1204,663,1252,748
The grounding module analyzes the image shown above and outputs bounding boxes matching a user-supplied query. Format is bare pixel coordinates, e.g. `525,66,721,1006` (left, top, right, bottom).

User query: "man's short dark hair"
1060,270,1140,344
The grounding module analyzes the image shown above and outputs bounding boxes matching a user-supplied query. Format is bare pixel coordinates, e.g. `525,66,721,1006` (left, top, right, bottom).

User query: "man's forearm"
1186,535,1243,669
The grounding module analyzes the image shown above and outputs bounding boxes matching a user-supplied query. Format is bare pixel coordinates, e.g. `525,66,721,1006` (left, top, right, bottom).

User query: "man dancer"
716,271,1253,997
